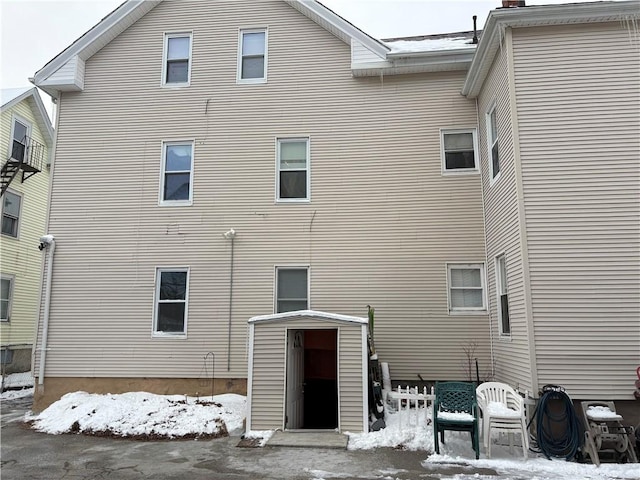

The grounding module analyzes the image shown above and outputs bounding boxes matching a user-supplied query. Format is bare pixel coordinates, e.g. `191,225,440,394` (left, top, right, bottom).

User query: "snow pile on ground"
1,372,35,400
27,391,246,439
243,429,275,447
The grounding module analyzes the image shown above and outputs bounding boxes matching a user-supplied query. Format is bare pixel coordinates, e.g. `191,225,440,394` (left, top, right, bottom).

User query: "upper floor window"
1,191,21,237
496,254,510,335
0,275,14,322
487,105,500,180
10,116,31,162
277,138,309,202
160,141,193,206
163,33,192,86
447,263,486,314
238,29,267,83
153,268,189,337
276,267,308,313
441,129,478,174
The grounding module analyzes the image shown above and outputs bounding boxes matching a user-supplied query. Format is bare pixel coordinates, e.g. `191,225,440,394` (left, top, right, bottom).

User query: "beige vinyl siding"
35,0,488,383
248,317,364,432
477,34,534,393
0,99,50,348
512,22,640,399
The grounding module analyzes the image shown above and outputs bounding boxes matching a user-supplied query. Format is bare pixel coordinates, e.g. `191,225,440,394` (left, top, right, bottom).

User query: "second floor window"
160,141,193,206
487,105,500,180
238,29,267,83
163,33,192,86
1,191,21,237
441,129,478,173
277,138,309,202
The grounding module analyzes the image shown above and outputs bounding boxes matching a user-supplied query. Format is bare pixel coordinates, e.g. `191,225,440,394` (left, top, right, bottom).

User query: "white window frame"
495,254,511,337
276,137,310,203
440,128,479,175
162,32,193,87
1,189,22,238
487,103,500,183
0,274,14,322
274,266,309,314
9,114,32,161
152,267,190,338
237,28,268,84
159,140,194,207
446,263,487,315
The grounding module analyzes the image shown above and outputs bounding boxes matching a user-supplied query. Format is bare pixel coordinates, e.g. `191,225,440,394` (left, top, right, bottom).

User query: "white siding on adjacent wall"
35,0,489,386
477,33,534,394
513,22,640,399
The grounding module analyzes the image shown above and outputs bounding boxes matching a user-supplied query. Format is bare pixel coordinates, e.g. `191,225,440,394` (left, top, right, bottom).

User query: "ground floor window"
496,255,510,335
276,267,308,313
447,263,486,313
0,275,13,321
153,268,189,336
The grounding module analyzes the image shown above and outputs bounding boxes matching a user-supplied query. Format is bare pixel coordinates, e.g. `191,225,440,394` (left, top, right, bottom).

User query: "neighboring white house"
30,0,639,431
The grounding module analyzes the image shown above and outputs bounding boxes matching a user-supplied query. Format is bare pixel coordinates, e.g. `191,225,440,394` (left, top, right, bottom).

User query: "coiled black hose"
529,385,583,460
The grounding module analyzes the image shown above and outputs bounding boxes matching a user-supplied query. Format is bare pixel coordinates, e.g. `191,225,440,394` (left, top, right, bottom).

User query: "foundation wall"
33,377,247,413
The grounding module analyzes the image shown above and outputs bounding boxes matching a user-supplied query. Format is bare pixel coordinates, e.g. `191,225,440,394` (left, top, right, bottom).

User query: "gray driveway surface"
1,396,499,480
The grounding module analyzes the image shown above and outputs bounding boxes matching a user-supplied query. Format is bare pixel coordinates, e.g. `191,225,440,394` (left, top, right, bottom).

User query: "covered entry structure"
247,310,369,433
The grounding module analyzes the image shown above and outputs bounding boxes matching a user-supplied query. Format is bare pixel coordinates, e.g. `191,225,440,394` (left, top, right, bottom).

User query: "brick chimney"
501,0,526,7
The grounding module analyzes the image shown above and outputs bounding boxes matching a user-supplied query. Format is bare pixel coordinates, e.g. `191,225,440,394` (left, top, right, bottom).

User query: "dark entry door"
302,329,338,429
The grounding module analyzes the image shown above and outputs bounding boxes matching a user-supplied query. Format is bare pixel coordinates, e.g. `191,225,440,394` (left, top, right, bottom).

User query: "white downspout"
38,234,55,386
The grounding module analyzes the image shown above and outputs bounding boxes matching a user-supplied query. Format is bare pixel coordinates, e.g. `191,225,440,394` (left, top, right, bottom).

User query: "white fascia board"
352,50,474,77
285,0,389,59
33,1,161,90
462,0,640,97
248,309,368,325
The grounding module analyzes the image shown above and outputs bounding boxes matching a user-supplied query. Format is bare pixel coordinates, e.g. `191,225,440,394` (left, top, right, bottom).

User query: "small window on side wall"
487,105,500,180
496,254,510,335
276,267,308,313
163,33,192,86
1,275,14,322
441,129,478,174
277,138,309,202
1,191,21,237
160,141,194,206
153,268,189,336
447,264,486,314
238,29,267,83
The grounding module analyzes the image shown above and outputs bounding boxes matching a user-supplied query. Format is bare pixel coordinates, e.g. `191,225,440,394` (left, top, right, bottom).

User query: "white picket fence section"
386,385,435,429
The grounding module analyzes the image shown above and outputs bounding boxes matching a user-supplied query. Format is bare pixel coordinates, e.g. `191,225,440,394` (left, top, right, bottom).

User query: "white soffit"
462,0,640,98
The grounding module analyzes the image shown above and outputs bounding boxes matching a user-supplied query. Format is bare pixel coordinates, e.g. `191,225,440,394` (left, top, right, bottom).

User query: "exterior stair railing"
0,135,46,197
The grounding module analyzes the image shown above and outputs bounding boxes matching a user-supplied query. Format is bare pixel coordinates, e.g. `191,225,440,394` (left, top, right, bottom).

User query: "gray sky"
1,0,609,93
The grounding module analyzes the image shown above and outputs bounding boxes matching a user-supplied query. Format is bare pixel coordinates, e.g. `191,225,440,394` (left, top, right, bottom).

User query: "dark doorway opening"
302,329,338,429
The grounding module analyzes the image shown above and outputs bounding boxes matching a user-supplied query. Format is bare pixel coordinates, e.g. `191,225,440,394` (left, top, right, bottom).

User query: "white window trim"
274,266,310,314
1,189,23,239
440,127,479,175
152,267,190,338
0,274,15,322
8,114,32,160
486,103,501,185
161,32,193,87
495,254,511,337
237,27,268,84
275,137,310,203
446,263,487,315
158,140,194,207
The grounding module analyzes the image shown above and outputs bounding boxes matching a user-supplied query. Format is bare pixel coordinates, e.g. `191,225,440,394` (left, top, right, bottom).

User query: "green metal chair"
433,381,480,459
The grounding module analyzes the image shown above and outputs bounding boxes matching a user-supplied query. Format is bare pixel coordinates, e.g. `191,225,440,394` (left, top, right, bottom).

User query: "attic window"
163,33,192,86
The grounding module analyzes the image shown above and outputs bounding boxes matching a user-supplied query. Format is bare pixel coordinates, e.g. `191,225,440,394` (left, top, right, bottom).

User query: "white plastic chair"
476,382,529,458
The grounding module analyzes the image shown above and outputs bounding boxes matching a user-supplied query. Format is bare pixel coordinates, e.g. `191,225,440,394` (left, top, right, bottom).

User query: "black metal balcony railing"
1,135,46,197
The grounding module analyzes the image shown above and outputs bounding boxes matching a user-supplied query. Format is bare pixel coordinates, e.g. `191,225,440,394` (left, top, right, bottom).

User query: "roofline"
248,309,368,324
462,0,640,98
0,88,54,147
33,1,159,87
286,0,390,58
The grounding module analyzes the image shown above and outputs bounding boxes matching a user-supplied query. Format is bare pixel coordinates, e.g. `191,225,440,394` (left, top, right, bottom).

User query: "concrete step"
266,430,348,449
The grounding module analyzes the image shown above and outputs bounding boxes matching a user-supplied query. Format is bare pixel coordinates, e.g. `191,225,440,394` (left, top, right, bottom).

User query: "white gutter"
38,234,56,386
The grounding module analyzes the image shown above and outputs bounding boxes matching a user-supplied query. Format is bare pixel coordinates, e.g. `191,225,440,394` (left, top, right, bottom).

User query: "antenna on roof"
472,15,478,44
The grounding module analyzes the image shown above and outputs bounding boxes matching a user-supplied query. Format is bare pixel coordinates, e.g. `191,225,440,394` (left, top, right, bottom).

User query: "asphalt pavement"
1,396,499,480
